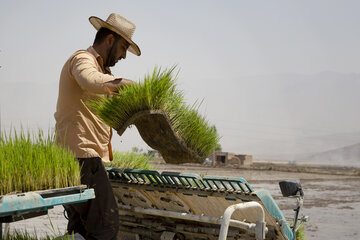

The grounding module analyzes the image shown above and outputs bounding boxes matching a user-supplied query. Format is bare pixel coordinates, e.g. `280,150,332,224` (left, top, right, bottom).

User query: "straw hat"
89,13,141,56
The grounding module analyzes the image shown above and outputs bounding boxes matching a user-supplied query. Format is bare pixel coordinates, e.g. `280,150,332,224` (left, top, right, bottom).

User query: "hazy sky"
1,0,359,160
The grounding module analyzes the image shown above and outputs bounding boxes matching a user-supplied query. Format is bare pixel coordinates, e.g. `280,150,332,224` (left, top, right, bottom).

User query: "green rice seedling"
4,230,54,240
296,224,307,240
88,66,220,161
0,129,81,195
289,221,307,240
4,230,76,240
104,151,153,170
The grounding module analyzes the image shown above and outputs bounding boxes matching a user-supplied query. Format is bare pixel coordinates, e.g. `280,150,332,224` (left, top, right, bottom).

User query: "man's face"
107,37,130,67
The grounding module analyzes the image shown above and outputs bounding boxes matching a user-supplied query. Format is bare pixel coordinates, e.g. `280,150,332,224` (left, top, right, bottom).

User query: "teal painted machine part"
255,189,294,240
123,168,166,184
203,175,253,192
0,189,95,217
107,168,254,194
161,171,208,188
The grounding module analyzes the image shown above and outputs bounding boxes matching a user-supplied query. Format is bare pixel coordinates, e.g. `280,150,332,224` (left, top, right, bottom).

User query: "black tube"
292,205,300,240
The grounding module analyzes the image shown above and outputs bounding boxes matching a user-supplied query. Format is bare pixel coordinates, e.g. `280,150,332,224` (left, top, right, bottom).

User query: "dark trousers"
65,157,119,240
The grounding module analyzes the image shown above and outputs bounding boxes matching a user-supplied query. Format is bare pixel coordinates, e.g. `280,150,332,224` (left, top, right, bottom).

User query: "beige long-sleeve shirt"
54,46,117,161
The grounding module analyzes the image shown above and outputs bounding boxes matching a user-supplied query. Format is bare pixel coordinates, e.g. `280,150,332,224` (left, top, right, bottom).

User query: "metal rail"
119,203,268,240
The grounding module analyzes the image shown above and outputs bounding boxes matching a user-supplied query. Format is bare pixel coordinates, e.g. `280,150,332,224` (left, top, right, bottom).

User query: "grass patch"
3,231,52,240
104,151,153,170
289,221,307,240
3,230,76,240
296,224,307,240
88,66,220,160
3,231,57,240
0,129,81,195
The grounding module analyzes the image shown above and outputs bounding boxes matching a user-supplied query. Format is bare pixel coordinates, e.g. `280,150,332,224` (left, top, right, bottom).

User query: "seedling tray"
0,185,95,223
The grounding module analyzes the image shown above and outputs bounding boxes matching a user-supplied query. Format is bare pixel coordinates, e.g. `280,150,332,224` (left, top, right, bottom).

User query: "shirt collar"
87,46,112,75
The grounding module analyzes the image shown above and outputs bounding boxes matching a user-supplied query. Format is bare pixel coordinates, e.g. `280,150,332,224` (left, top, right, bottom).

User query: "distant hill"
299,143,360,167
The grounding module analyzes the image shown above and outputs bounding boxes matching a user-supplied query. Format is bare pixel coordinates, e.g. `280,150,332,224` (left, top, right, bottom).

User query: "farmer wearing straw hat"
54,13,141,239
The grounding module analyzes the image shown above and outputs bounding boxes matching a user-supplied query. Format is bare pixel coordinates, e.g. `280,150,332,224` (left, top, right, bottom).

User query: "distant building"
210,152,253,167
147,150,160,158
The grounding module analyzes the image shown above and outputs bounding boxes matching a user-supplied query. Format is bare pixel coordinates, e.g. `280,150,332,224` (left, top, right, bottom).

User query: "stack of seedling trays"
0,186,94,223
0,131,94,233
89,67,220,164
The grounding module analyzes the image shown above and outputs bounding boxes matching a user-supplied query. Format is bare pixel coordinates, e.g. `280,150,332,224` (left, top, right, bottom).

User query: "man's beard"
105,43,118,67
108,54,117,67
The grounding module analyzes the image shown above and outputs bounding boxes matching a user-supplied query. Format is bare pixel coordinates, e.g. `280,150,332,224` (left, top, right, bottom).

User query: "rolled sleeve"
70,53,116,94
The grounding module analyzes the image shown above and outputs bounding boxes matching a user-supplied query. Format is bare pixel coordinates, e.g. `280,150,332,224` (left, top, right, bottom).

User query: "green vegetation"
289,221,307,240
88,66,220,159
104,150,153,170
3,231,76,240
3,231,53,240
296,224,307,240
214,143,222,152
0,130,81,195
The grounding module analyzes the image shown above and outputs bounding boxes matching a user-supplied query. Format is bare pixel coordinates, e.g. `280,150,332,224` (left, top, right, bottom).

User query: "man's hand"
104,78,136,93
119,78,136,87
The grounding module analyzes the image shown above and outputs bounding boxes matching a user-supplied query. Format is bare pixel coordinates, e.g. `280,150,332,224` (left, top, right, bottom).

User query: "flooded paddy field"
7,163,360,240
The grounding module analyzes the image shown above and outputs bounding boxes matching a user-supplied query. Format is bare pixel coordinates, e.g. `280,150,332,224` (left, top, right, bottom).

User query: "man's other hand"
104,78,136,93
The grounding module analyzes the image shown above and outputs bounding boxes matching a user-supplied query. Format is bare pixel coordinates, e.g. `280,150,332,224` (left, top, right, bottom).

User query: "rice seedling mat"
116,110,203,164
0,130,82,196
88,67,220,164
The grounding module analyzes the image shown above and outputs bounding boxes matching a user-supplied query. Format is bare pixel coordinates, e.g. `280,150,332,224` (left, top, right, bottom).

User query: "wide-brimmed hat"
89,13,141,56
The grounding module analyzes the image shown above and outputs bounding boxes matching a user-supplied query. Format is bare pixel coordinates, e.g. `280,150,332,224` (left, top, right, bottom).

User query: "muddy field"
7,163,360,240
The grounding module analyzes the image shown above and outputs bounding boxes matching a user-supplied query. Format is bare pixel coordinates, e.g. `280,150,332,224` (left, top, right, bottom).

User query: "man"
54,13,141,240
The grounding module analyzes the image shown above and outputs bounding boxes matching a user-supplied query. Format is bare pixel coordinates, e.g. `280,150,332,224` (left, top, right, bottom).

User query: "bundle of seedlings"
0,130,81,196
88,66,220,164
104,151,153,170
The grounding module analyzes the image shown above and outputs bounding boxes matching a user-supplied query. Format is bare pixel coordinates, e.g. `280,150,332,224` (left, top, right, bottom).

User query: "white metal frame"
219,202,266,240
